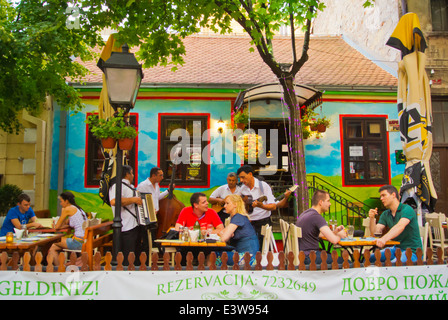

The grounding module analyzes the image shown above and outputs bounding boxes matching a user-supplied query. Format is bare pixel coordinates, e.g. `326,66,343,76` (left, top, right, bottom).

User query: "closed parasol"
386,13,437,225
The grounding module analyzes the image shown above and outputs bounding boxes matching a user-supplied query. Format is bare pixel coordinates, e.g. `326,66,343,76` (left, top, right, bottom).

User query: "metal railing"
307,175,373,226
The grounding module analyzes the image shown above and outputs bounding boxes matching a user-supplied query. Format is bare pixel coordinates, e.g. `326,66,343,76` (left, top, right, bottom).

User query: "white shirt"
239,178,275,221
136,179,168,212
109,179,138,232
210,184,242,213
210,184,242,199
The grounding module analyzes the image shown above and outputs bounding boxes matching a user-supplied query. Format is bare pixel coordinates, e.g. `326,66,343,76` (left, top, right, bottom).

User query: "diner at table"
367,185,422,264
47,191,88,266
217,194,259,265
0,193,43,237
296,189,347,265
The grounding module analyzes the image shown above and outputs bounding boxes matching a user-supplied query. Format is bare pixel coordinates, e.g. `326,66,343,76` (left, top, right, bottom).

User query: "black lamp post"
99,43,143,263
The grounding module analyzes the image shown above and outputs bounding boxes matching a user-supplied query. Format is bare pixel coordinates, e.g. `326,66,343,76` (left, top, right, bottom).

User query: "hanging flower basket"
235,132,264,162
317,124,327,132
118,138,135,150
101,137,117,149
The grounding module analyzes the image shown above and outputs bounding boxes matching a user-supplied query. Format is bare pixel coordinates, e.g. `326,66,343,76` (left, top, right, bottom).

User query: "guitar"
242,195,268,214
211,202,225,213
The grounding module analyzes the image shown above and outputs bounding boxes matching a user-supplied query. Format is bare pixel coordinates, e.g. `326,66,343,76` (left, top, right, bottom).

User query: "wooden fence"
1,247,446,272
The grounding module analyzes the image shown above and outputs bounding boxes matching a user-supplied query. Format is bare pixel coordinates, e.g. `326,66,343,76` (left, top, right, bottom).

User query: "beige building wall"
407,0,448,96
0,97,53,211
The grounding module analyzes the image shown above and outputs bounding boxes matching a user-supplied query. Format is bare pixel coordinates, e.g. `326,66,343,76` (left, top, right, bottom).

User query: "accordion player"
137,192,157,227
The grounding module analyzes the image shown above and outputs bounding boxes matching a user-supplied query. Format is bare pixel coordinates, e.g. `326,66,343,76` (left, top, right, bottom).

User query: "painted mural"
49,93,404,222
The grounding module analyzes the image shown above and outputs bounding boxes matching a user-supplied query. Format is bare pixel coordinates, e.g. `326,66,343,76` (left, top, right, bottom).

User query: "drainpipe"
57,108,67,216
401,0,407,15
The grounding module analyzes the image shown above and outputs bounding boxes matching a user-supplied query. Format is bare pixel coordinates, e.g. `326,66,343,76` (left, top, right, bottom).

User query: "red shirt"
176,207,223,229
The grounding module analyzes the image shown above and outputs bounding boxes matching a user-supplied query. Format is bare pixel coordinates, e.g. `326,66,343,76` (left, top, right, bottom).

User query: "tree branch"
291,6,314,75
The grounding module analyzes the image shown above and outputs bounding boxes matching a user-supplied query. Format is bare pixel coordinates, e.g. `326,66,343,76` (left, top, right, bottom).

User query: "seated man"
369,185,422,264
175,192,224,233
296,189,346,264
0,193,43,236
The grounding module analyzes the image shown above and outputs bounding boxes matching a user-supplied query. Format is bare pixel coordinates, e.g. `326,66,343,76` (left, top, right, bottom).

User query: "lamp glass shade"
105,67,142,106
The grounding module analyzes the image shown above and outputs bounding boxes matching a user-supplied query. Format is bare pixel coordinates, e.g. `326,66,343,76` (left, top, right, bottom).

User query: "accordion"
137,192,157,227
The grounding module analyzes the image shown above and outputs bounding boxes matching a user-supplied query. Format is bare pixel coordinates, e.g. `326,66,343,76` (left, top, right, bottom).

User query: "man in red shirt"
175,192,224,233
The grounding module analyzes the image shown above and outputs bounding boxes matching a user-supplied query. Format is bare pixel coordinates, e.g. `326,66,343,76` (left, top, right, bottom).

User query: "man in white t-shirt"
109,165,142,265
208,172,241,223
237,165,276,247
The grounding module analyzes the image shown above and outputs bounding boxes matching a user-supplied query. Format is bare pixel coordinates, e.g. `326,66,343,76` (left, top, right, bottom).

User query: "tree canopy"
1,0,372,212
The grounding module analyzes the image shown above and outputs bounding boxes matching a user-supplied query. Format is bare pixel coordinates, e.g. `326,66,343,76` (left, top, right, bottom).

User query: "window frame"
431,0,448,32
84,112,139,188
158,113,210,188
340,115,391,187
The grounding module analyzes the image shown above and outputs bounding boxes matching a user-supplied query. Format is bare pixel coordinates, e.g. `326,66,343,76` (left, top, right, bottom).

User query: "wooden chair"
288,223,302,266
419,221,429,262
362,217,371,237
279,219,290,252
261,224,280,267
426,213,446,260
260,224,272,257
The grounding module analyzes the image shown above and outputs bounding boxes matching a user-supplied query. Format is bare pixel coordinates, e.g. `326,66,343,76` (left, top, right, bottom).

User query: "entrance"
248,120,295,221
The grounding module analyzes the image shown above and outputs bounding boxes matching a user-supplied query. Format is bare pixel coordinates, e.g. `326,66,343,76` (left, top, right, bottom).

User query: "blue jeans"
369,246,418,264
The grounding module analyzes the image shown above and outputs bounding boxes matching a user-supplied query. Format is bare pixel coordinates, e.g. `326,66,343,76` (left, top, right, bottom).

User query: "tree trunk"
278,76,309,215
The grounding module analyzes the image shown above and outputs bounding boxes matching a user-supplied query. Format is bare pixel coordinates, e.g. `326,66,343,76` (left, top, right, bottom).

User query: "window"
85,113,138,187
432,99,448,144
159,114,209,187
431,0,448,31
341,116,390,186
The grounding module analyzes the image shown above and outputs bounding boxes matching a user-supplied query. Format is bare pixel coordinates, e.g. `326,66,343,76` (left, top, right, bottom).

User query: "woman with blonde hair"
218,194,259,265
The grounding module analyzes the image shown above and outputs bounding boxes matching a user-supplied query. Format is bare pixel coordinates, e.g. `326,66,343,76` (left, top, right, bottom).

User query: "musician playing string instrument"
208,172,241,224
237,165,276,248
109,165,143,265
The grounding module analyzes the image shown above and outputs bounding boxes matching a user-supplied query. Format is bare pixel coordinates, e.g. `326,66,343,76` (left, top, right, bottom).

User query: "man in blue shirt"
0,194,43,236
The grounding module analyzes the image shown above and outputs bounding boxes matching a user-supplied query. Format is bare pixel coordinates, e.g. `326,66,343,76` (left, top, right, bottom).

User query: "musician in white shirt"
136,167,170,214
208,172,241,223
237,165,276,247
109,165,143,265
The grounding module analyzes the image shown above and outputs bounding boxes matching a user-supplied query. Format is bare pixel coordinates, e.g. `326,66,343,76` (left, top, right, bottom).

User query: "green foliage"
233,109,249,124
0,184,23,216
315,116,331,128
85,111,138,139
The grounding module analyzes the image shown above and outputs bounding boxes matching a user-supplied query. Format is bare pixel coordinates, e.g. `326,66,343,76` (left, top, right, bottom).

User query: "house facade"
44,35,402,225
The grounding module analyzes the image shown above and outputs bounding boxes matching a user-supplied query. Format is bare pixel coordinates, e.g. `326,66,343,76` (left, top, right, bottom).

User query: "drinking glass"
347,225,355,239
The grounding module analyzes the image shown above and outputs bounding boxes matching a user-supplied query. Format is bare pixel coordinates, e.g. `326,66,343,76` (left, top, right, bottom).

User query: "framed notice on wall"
387,119,400,132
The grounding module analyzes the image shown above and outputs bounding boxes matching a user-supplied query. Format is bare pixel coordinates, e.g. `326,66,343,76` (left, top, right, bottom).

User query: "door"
430,147,448,213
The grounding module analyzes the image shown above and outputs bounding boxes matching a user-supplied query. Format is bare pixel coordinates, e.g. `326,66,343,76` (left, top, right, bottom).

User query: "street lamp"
102,43,143,114
99,43,143,264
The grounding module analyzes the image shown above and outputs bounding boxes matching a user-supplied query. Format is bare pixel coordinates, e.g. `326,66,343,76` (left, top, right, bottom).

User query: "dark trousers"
120,226,143,265
251,216,271,250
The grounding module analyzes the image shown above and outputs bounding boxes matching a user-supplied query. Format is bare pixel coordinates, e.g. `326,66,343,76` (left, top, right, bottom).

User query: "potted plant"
116,121,138,150
233,109,249,130
85,115,120,149
316,116,331,133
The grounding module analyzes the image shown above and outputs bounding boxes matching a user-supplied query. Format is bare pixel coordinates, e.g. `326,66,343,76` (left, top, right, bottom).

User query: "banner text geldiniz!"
0,265,447,300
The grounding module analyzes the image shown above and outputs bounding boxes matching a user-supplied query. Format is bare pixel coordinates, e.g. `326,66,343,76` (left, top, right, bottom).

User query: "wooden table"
155,239,233,250
320,236,400,261
0,233,65,264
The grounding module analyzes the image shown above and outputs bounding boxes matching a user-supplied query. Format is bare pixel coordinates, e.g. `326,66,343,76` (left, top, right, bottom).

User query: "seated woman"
48,191,88,265
218,194,259,265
